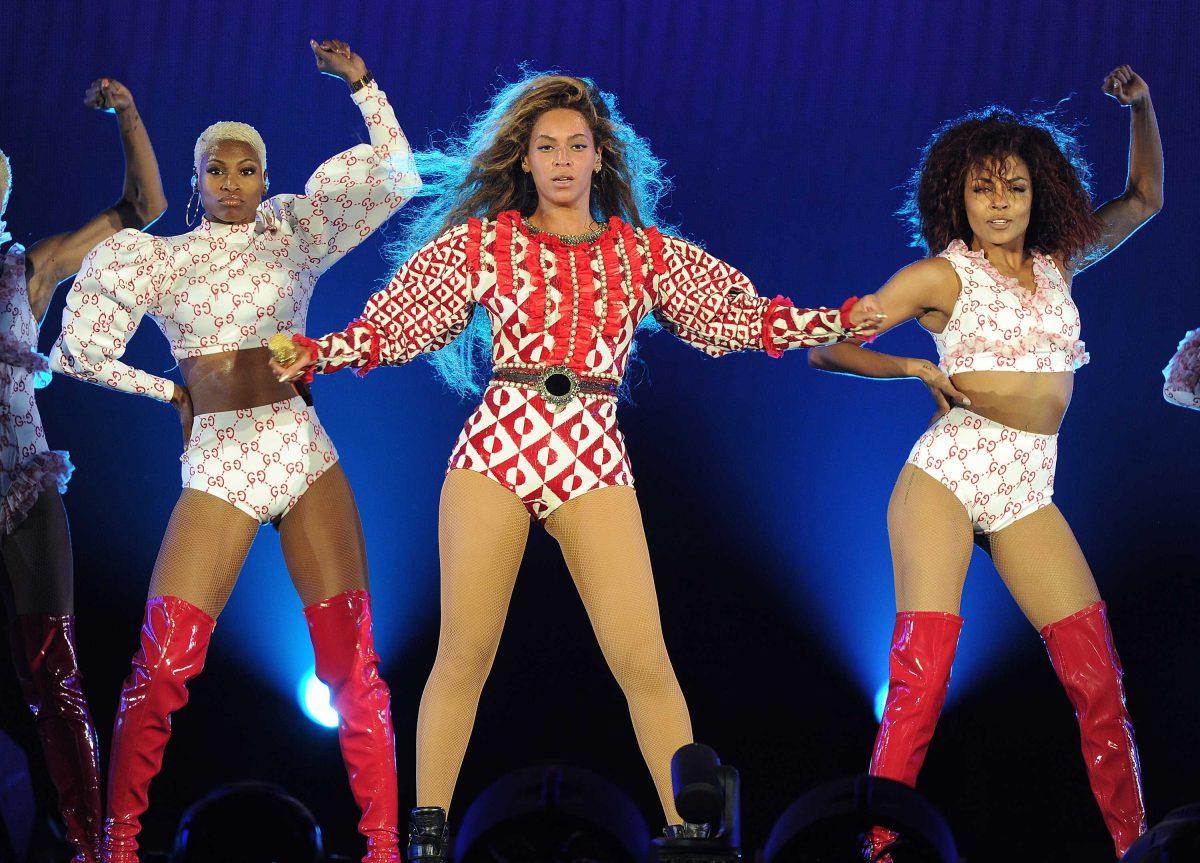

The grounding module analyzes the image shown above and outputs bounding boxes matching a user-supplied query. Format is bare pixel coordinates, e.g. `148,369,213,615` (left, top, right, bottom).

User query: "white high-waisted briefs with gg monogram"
906,406,1058,535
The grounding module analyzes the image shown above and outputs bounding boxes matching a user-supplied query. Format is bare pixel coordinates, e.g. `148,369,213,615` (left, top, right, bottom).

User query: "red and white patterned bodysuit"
907,240,1086,533
304,211,859,521
50,83,420,523
0,243,73,535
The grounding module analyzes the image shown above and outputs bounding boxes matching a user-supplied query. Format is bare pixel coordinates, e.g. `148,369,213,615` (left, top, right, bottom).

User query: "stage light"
875,681,889,723
297,667,338,729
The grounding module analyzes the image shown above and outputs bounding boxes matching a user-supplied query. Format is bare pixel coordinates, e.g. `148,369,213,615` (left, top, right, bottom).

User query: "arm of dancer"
808,257,970,416
48,230,174,402
275,224,476,380
1162,329,1200,411
24,78,167,323
264,40,421,274
646,230,883,357
1073,65,1163,274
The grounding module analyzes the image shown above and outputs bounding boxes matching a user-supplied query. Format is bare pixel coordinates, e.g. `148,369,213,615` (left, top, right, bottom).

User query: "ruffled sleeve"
264,83,422,274
1163,329,1200,411
305,222,476,375
648,231,855,357
49,229,175,402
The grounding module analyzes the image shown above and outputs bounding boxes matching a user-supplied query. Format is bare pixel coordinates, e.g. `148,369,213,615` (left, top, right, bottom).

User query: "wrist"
347,70,374,93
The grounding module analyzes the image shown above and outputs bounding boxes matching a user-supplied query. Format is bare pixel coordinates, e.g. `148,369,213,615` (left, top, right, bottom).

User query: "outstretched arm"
25,78,166,322
808,256,970,417
1076,65,1163,273
271,224,476,382
650,232,883,357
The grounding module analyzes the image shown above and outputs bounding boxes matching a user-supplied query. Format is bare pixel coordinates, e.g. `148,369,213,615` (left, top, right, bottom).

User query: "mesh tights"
2,489,74,618
888,464,1101,630
146,464,369,619
416,471,690,822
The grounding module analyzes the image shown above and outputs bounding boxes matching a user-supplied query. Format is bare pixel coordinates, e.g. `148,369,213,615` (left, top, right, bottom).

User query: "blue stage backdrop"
3,1,1197,859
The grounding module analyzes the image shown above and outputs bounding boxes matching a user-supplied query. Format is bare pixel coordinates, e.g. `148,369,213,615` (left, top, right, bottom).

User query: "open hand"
911,359,971,420
84,77,134,114
310,39,368,85
1103,65,1149,108
847,294,886,337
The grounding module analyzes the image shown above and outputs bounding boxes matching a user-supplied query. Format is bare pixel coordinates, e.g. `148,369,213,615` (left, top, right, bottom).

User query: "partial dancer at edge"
2,78,166,863
1162,329,1199,410
273,73,883,861
50,41,420,863
809,66,1161,859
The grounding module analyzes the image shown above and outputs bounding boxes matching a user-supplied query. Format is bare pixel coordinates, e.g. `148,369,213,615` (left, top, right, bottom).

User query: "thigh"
278,464,370,607
544,486,668,654
147,488,259,619
2,489,73,617
436,470,530,651
986,504,1101,631
887,464,976,614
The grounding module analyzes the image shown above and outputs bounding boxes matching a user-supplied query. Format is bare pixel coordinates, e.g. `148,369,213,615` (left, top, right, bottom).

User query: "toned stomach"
949,370,1074,435
180,346,302,415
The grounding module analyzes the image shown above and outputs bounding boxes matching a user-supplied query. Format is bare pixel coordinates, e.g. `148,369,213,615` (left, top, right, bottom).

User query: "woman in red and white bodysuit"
809,65,1162,859
2,77,166,863
50,41,420,863
274,73,883,860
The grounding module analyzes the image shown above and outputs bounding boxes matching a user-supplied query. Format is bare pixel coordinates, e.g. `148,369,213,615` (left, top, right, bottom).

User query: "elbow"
133,194,168,229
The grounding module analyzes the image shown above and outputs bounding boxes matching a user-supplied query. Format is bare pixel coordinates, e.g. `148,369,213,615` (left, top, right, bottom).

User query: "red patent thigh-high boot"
1042,601,1146,858
305,590,400,863
9,615,102,862
103,596,215,863
864,611,963,861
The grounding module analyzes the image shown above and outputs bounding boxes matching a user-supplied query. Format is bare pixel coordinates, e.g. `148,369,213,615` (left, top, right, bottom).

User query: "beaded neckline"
520,217,607,245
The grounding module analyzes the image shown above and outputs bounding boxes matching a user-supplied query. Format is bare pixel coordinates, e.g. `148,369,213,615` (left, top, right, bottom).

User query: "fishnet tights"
888,464,1101,630
416,471,690,822
2,489,74,617
146,464,369,619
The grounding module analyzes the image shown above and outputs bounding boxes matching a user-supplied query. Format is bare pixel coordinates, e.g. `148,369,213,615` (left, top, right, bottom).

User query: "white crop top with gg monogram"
932,239,1088,375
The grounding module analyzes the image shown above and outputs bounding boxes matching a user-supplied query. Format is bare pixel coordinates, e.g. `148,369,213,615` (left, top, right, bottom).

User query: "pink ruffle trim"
940,332,1089,370
1163,328,1200,410
2,450,74,536
0,336,53,388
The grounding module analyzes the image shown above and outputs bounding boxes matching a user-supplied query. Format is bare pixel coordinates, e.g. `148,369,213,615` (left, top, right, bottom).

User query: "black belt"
490,365,619,408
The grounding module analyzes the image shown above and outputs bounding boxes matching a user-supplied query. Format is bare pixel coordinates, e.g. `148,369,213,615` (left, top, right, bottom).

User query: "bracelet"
348,71,375,93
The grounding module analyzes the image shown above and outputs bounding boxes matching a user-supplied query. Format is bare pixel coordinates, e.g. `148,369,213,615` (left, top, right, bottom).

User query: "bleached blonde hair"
192,122,267,172
0,148,11,214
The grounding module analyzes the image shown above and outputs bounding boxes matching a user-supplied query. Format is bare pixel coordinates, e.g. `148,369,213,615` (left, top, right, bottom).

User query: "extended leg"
544,485,692,825
104,489,257,863
988,505,1144,858
279,464,399,863
3,489,99,862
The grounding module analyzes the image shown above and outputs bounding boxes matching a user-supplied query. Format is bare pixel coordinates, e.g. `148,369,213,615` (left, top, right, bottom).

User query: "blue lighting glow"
874,681,890,724
298,667,339,729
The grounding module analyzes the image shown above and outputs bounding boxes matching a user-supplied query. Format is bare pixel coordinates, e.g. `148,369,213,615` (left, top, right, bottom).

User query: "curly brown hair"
899,106,1103,264
441,75,647,231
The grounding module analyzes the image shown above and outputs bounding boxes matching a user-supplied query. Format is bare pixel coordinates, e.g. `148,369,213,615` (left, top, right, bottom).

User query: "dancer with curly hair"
272,71,883,859
2,77,166,863
809,65,1162,859
51,41,420,863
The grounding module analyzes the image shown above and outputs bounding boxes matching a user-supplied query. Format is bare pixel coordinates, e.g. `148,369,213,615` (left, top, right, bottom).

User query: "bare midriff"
950,370,1073,435
180,346,302,415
